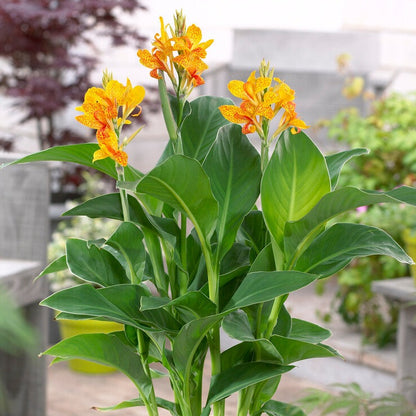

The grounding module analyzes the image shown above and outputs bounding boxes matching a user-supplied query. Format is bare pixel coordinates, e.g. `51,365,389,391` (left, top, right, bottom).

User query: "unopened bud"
174,9,186,37
102,69,113,88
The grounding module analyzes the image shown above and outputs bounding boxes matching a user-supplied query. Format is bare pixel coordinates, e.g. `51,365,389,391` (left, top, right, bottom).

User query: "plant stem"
158,75,178,142
116,165,130,222
177,212,188,296
260,141,269,172
237,386,255,416
117,163,159,416
264,294,288,339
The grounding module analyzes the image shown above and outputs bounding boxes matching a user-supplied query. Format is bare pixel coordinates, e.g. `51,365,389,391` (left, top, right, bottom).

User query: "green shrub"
323,92,416,346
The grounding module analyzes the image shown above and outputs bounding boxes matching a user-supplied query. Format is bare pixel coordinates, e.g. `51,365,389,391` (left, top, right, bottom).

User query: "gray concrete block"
232,29,380,73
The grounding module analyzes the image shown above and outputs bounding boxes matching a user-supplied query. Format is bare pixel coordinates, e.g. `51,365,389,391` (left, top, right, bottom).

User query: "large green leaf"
181,96,233,162
136,155,218,243
42,284,180,332
36,255,67,280
325,148,368,190
205,362,293,407
94,397,179,415
203,124,261,259
238,210,270,259
141,291,216,321
261,130,330,250
223,271,317,312
104,222,146,283
270,335,340,364
172,314,223,375
222,310,255,341
65,238,129,286
220,340,283,372
3,143,141,180
42,333,153,400
289,319,331,344
284,186,416,260
255,400,307,416
64,193,178,246
41,284,147,326
295,223,413,278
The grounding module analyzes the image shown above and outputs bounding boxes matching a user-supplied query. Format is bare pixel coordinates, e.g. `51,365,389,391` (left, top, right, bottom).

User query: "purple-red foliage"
0,0,147,146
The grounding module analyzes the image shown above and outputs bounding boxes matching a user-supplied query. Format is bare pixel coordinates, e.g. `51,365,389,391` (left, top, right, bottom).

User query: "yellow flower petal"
186,24,202,44
228,80,245,99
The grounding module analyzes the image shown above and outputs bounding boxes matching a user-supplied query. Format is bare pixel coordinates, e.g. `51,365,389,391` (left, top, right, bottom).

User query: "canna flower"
137,12,213,98
137,17,176,83
219,71,279,136
93,129,128,167
219,65,308,142
76,75,145,166
173,24,213,60
274,101,309,136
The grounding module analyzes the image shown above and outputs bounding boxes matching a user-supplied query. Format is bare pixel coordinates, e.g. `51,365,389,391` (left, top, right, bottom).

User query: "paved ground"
46,280,398,415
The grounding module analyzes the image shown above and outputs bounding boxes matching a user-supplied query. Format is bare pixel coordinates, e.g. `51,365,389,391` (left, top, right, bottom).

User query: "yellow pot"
403,228,416,285
58,319,124,373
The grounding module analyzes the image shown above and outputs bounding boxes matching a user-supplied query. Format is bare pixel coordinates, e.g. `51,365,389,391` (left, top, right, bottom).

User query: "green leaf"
136,155,218,243
141,291,216,320
284,186,416,260
295,223,413,278
43,284,180,333
64,193,179,247
220,340,283,371
222,310,254,341
255,400,307,416
181,96,233,162
41,284,147,326
274,305,292,337
205,362,293,406
238,210,270,258
172,314,223,375
66,238,129,286
270,335,340,364
203,124,261,259
4,143,141,180
36,255,67,280
104,222,146,283
325,148,369,190
289,319,331,343
224,271,317,311
261,130,330,250
94,397,179,415
42,333,153,400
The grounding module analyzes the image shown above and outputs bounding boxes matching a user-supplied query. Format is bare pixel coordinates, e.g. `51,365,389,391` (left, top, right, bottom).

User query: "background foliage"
321,91,416,346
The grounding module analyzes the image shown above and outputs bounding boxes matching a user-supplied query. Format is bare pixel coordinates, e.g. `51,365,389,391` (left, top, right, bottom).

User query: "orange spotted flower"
137,12,213,98
76,76,145,166
219,66,308,141
137,17,176,84
219,71,279,136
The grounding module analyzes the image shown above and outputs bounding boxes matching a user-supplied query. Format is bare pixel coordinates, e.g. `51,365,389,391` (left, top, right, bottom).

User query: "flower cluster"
219,62,308,143
137,11,213,98
75,74,145,166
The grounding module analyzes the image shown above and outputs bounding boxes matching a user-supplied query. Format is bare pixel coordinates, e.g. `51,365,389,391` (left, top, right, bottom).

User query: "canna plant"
4,11,416,416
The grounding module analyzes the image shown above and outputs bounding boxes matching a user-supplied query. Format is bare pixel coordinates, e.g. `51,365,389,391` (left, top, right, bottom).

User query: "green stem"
260,141,269,172
237,386,255,416
117,165,130,222
158,75,178,142
178,212,188,296
117,163,158,416
264,294,288,339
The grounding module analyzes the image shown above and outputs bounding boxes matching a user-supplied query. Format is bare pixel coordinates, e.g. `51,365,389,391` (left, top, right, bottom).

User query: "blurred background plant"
298,382,416,416
316,55,416,347
0,290,37,414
